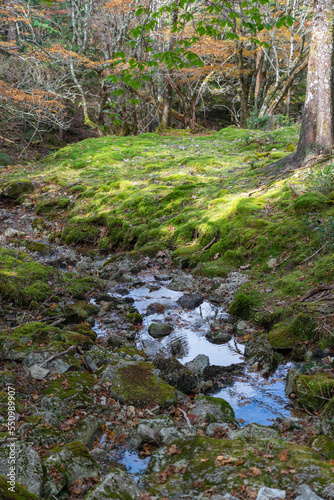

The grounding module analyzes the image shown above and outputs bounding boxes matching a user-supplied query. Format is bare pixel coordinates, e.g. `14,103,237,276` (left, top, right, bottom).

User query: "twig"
39,345,77,368
180,408,193,429
201,236,218,252
0,134,15,144
273,253,292,268
300,243,328,264
322,325,334,338
48,318,65,327
77,346,91,372
59,181,80,194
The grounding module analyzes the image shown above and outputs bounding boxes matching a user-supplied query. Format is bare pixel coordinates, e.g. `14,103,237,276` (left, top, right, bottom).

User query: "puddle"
96,434,151,481
212,363,294,426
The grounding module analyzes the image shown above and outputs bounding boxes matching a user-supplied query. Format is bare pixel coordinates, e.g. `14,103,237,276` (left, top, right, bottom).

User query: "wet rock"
153,356,197,393
0,441,42,497
42,441,100,497
106,333,124,348
148,322,173,338
1,179,34,199
167,276,195,291
206,324,232,344
99,359,178,407
285,368,301,395
154,274,172,281
84,468,141,500
244,332,276,374
177,293,204,309
146,302,167,315
185,354,210,378
203,363,243,380
140,338,166,358
256,487,286,499
295,485,324,500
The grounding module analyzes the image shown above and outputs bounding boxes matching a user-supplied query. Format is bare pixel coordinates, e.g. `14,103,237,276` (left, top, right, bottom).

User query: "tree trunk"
288,0,334,167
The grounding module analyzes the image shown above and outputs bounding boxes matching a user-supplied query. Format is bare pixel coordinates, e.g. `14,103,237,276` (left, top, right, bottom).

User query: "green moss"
311,435,334,459
294,192,328,213
126,312,143,324
197,395,235,423
1,179,34,199
31,217,47,231
296,375,334,411
268,314,317,350
36,196,71,214
0,474,39,500
228,291,257,320
23,240,51,254
44,372,95,404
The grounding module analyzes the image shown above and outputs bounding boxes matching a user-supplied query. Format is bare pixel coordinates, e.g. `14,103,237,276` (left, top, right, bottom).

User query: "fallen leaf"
278,449,288,461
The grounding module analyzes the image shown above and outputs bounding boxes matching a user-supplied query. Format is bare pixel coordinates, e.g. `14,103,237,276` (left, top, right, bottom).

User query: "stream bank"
0,191,334,500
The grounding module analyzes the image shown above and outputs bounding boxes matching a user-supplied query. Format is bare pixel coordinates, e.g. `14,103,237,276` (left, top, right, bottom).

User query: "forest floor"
0,125,334,499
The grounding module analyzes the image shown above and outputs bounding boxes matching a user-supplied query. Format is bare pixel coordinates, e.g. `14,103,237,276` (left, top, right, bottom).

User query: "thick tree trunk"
288,0,334,167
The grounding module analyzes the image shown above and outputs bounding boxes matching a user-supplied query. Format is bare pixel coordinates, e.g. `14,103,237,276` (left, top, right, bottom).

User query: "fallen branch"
322,324,334,338
180,408,193,429
201,236,219,252
39,345,77,368
300,243,328,264
0,134,15,144
59,181,80,194
299,285,334,303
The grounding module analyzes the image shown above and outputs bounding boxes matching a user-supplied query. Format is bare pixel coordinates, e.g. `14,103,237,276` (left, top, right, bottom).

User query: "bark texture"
293,0,334,164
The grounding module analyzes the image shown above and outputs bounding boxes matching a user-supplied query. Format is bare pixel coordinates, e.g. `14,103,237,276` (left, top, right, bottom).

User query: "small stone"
256,487,286,500
137,423,160,445
4,227,25,237
85,356,97,372
148,322,173,338
267,258,278,269
28,364,50,380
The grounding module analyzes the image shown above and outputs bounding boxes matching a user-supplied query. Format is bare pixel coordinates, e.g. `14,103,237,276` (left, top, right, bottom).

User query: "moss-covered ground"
2,125,334,352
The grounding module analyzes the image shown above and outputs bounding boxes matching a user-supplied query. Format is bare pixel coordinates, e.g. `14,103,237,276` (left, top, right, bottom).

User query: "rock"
206,422,233,438
85,356,97,372
323,485,334,500
100,255,142,281
285,368,301,395
141,338,166,357
28,364,50,380
177,293,204,309
267,258,278,269
206,328,232,344
185,354,210,377
189,396,235,426
84,345,115,367
167,276,194,291
244,333,276,374
322,397,334,438
232,423,278,441
256,487,286,500
1,179,34,199
99,359,178,407
193,380,214,393
107,333,124,349
4,227,25,237
137,424,160,445
70,415,102,446
295,485,324,500
0,442,42,497
152,357,197,393
296,374,334,411
146,302,167,315
84,468,141,500
0,474,39,499
154,274,172,281
148,322,173,338
42,441,100,497
158,426,196,445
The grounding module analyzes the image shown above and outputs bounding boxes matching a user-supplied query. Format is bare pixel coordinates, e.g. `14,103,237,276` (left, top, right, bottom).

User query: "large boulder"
177,293,204,309
1,179,34,199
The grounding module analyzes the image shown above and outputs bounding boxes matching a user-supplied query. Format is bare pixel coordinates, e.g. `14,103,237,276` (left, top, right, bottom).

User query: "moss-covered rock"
64,300,99,323
42,441,100,497
268,314,317,352
1,179,34,199
23,240,51,255
99,360,178,407
0,474,39,500
36,196,71,215
84,468,141,500
43,372,95,409
311,435,334,459
228,291,256,320
296,374,334,412
152,356,197,394
144,435,334,498
192,395,235,424
322,397,334,438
